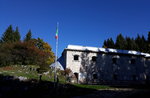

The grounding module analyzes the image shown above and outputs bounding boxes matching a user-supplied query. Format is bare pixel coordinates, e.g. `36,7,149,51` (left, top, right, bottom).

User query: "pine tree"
125,37,132,50
107,38,115,48
131,38,138,50
13,27,21,42
102,33,149,52
125,37,138,50
103,38,115,48
135,34,141,51
103,40,107,48
148,32,150,43
141,35,147,52
1,25,14,43
115,33,126,49
147,32,150,53
24,30,32,42
135,34,146,52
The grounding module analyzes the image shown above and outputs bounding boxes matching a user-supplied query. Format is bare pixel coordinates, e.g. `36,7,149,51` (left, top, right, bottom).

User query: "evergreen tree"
135,34,141,51
102,33,149,53
24,30,32,42
125,37,138,50
13,27,21,42
1,25,14,43
107,38,115,48
135,34,146,52
148,32,150,43
141,35,147,52
103,40,107,48
115,33,126,49
125,37,132,50
103,38,115,48
131,38,138,50
147,32,150,53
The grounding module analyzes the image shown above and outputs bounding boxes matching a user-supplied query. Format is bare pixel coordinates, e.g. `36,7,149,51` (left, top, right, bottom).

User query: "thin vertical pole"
54,22,59,87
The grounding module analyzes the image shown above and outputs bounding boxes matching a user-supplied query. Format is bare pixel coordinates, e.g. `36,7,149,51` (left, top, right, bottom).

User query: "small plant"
2,66,14,70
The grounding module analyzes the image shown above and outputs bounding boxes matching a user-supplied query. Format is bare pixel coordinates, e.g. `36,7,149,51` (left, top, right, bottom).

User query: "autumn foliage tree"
0,25,55,71
34,38,55,68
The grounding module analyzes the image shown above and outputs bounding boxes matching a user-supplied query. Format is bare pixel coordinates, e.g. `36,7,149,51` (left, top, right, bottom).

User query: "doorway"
74,73,79,83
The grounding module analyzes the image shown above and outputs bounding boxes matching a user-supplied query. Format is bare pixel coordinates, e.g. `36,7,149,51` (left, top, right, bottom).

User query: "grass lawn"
73,83,113,90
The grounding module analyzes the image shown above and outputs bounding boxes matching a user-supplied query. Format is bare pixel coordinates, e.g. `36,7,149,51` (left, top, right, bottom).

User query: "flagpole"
54,22,59,87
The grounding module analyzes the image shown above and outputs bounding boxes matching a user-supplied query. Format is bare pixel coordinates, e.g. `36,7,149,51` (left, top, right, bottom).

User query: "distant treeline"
103,32,150,53
0,25,55,69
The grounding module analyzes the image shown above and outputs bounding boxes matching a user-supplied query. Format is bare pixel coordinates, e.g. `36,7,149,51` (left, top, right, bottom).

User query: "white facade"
60,45,150,84
65,50,98,83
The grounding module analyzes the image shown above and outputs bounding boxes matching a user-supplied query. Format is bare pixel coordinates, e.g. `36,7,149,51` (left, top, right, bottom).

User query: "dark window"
131,59,135,64
92,56,97,62
132,75,137,81
146,75,149,84
74,55,79,61
147,58,150,61
93,74,98,79
113,74,118,80
112,58,117,64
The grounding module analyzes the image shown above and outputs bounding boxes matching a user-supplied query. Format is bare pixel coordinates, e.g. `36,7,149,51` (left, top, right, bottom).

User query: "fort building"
59,45,150,85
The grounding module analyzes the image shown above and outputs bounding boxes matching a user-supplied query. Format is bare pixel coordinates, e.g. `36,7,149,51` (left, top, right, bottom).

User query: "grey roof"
66,45,150,57
50,61,64,70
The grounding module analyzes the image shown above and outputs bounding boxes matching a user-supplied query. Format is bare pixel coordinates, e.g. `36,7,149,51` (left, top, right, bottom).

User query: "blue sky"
0,0,150,57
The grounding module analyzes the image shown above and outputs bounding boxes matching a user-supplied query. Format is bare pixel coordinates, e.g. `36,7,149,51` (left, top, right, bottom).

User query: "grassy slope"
0,65,112,90
0,65,115,98
0,65,47,80
1,65,150,98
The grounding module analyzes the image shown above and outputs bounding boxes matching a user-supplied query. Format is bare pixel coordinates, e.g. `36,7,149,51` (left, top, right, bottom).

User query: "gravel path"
73,88,150,98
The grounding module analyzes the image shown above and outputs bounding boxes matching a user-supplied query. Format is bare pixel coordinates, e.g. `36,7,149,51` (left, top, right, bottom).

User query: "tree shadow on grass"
108,83,150,89
75,89,150,98
1,74,150,98
0,74,97,98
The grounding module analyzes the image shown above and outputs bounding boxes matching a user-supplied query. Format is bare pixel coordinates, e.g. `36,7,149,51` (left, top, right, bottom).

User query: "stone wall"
62,49,150,85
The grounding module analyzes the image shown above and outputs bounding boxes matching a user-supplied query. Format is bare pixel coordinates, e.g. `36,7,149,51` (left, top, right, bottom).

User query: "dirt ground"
73,88,150,98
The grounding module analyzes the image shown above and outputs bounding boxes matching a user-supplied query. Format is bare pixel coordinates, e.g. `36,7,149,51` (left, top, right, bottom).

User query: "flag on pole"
55,26,58,39
54,22,59,87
